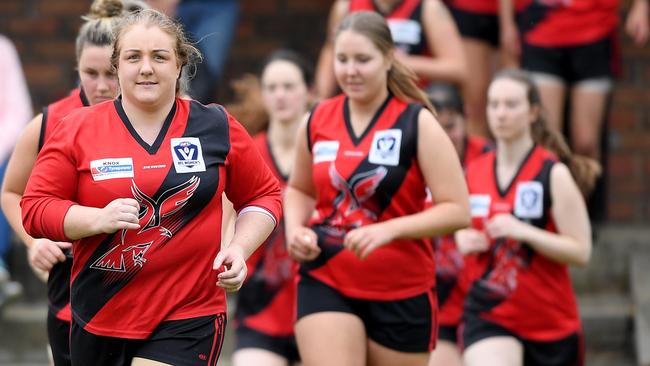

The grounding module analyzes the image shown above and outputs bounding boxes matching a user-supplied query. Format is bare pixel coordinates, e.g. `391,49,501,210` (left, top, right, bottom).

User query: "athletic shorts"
297,274,437,353
461,313,584,366
522,34,618,84
234,324,300,363
47,311,71,366
449,6,500,47
438,324,458,344
70,314,226,366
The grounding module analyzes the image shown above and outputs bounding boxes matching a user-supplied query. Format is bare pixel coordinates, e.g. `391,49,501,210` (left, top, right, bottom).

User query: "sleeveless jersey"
40,88,89,322
519,0,619,47
304,94,434,300
349,0,430,57
235,132,297,337
462,145,581,341
432,135,490,327
22,98,282,339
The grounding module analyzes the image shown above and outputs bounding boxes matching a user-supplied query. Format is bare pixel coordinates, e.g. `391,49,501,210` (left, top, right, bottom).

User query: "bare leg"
367,339,430,366
530,73,567,133
427,340,462,366
233,348,290,366
569,81,611,160
463,336,523,366
461,38,497,138
131,358,172,366
295,312,366,366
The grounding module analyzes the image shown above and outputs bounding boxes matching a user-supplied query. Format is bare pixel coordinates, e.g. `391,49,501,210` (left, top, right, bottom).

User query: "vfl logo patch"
90,158,134,181
171,137,206,173
313,141,339,164
90,176,200,273
469,194,491,218
369,130,401,166
514,181,544,219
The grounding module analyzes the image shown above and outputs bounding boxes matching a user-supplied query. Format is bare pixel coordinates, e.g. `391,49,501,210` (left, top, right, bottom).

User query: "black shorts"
522,34,618,84
47,311,71,366
449,6,500,47
71,314,226,366
438,324,458,344
461,314,584,366
296,275,437,353
234,324,300,363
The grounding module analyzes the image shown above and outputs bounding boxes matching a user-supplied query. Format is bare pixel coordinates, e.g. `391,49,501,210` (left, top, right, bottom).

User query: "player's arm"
396,0,466,86
625,0,650,46
314,0,350,99
498,0,521,63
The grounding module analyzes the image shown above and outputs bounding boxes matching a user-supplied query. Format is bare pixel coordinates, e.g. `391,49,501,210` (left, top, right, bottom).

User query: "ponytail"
387,58,435,114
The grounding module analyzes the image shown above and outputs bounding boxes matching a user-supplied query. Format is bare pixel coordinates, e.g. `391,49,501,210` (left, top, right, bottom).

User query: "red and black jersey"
39,88,89,323
433,135,490,327
444,0,527,15
22,98,282,339
235,132,297,337
349,0,430,57
462,145,581,341
304,94,434,300
519,0,619,47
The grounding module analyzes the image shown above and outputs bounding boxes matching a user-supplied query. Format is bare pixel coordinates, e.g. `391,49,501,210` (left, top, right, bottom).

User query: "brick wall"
0,0,647,222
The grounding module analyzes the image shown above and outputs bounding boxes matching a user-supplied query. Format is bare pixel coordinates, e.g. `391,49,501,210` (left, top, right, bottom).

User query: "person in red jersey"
20,8,282,366
284,12,470,366
314,0,466,99
0,1,147,365
425,83,490,366
459,69,600,366
232,49,313,366
500,0,648,161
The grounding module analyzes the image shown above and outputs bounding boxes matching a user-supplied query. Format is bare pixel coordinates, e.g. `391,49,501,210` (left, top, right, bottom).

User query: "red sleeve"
21,115,79,242
224,112,282,226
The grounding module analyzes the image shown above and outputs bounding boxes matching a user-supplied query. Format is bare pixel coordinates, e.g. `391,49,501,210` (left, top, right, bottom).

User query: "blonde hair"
492,69,601,197
335,12,435,114
111,9,203,95
76,0,126,60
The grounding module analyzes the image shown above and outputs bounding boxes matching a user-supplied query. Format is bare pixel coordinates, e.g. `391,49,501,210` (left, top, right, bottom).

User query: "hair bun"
87,0,124,20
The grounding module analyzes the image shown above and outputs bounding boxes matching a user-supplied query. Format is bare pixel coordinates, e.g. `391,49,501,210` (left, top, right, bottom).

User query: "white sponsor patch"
90,158,134,181
313,141,340,164
514,181,544,219
171,137,206,173
369,129,401,166
387,19,421,45
470,194,491,218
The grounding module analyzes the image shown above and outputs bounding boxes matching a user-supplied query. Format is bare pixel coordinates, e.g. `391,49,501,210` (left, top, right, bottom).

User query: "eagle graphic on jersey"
90,176,200,274
326,164,388,231
481,239,532,299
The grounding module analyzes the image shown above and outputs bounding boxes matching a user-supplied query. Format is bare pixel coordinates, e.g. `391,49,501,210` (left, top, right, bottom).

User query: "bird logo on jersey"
481,239,532,299
327,164,388,231
90,176,201,273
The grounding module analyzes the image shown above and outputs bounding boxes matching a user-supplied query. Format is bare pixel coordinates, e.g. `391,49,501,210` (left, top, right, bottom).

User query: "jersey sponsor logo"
387,19,421,46
90,158,134,181
90,176,200,273
369,129,402,166
171,137,206,173
469,194,491,217
328,164,388,229
514,181,544,219
313,141,339,164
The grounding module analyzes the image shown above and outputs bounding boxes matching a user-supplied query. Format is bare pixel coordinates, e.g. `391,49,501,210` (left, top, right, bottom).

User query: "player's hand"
485,213,526,241
28,238,72,272
97,198,140,234
626,0,650,46
213,244,247,292
455,228,489,255
344,223,394,260
286,226,320,262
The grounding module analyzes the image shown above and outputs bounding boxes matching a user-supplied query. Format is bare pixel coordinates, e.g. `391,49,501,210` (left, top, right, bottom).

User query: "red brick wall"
0,0,647,222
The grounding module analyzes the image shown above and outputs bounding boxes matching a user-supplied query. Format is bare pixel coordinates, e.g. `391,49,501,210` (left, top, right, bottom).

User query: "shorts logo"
171,137,206,173
90,158,134,181
369,129,402,166
313,140,339,164
514,181,544,219
470,194,491,217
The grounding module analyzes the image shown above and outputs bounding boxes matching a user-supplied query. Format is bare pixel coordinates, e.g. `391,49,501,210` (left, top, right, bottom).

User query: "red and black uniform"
234,132,299,362
519,0,621,81
349,0,430,57
22,98,282,366
445,0,528,46
431,135,490,343
461,145,583,365
39,87,89,366
298,94,437,352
